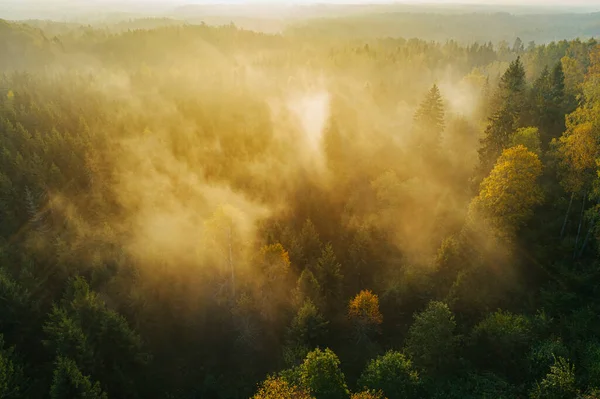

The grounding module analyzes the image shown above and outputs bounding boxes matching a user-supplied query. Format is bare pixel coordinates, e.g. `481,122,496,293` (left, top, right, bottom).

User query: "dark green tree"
358,351,421,399
44,277,149,399
529,63,567,148
405,301,457,376
284,300,329,366
529,357,578,399
470,310,533,381
49,357,107,399
315,244,343,313
479,57,527,174
0,334,24,399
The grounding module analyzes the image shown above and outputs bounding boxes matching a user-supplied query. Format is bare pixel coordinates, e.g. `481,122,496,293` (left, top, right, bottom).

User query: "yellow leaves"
472,145,543,233
556,44,600,194
556,106,600,193
348,290,383,326
561,56,585,96
6,90,14,99
351,390,387,399
588,44,600,77
252,377,313,399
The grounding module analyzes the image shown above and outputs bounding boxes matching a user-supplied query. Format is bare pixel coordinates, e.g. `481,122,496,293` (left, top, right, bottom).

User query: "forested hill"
286,11,600,44
0,16,600,399
4,2,600,42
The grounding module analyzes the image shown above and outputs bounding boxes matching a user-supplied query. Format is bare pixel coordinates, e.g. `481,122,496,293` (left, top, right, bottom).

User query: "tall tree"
529,63,568,148
347,290,383,345
49,357,107,399
479,57,527,174
43,277,149,399
471,145,544,236
315,244,343,313
404,301,457,376
412,84,445,154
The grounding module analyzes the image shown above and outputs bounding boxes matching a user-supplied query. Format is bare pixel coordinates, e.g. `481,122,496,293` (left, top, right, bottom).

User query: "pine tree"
528,63,567,148
412,84,445,154
49,357,107,399
478,57,527,174
315,244,343,312
0,334,25,399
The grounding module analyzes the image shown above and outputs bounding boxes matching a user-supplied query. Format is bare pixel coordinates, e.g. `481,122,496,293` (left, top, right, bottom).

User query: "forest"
0,9,600,399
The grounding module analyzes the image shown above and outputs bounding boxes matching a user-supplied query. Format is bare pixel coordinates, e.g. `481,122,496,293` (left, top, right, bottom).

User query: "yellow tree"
253,376,313,399
351,391,387,399
470,145,544,235
348,290,383,343
556,44,600,194
555,44,600,241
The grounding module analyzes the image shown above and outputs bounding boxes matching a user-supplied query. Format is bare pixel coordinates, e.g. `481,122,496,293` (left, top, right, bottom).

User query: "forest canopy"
0,7,600,399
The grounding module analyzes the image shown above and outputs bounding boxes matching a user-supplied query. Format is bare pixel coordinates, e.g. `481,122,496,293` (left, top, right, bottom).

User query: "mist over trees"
1,6,600,399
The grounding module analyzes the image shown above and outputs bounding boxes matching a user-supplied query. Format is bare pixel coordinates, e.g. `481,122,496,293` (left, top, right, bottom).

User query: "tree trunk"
573,191,586,259
577,226,594,259
561,192,574,238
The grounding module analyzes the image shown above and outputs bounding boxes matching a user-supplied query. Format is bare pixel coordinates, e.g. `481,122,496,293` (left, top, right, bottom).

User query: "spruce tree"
412,84,445,154
478,57,527,174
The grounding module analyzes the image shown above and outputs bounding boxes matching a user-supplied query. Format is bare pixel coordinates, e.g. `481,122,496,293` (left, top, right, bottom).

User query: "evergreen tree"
479,57,527,174
49,357,107,399
284,300,329,366
0,335,25,399
44,277,149,399
412,84,445,154
529,63,567,148
315,244,343,313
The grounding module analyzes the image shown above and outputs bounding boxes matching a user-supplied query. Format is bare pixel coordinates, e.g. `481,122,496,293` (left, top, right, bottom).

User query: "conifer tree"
479,57,527,174
412,84,445,154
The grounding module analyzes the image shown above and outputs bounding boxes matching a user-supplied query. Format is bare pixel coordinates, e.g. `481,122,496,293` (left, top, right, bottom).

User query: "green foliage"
405,301,457,375
0,335,24,398
512,127,542,156
0,15,599,399
315,244,344,311
530,357,578,399
529,338,570,380
299,348,350,399
438,372,517,399
44,277,149,399
49,357,107,399
285,300,329,366
470,310,533,379
358,351,420,399
581,341,600,388
296,269,322,306
479,57,527,173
